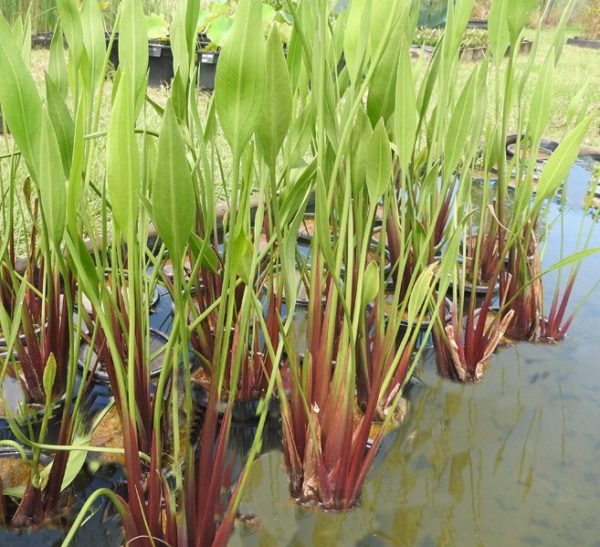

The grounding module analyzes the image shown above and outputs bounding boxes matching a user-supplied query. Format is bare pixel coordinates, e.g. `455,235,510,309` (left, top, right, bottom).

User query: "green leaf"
207,15,234,48
407,262,437,325
488,0,510,62
256,25,292,167
394,40,417,176
533,116,594,213
0,13,43,178
287,102,316,168
215,0,266,159
189,234,219,274
528,54,554,144
45,73,75,177
230,229,253,284
119,0,148,110
146,13,169,40
38,109,67,247
48,24,68,98
351,106,373,195
367,26,401,126
344,0,370,84
153,100,195,265
56,0,84,66
81,0,107,89
508,0,537,44
67,97,86,236
43,353,57,401
443,67,478,182
365,119,392,204
107,73,140,235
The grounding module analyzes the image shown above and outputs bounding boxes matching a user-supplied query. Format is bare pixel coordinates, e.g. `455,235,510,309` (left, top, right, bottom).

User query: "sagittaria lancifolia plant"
1,0,599,542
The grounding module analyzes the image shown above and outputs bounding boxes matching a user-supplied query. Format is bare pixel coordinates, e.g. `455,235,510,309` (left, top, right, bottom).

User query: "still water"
230,158,600,546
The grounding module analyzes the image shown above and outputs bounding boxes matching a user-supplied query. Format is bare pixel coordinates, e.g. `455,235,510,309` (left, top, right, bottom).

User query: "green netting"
418,0,449,28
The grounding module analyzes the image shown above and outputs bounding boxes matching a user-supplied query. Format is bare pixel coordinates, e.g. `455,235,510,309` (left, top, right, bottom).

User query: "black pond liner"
566,36,600,50
0,449,125,546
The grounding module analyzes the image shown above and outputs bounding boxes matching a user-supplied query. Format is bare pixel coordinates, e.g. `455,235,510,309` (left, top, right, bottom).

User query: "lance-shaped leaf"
119,0,148,109
365,119,392,204
38,109,67,248
153,100,195,264
45,73,75,177
215,0,266,159
488,0,510,62
107,74,140,235
344,0,370,84
442,67,478,182
49,24,68,98
367,26,401,126
67,96,86,236
0,13,43,179
56,0,84,67
81,0,107,89
508,0,537,44
528,54,554,143
394,40,417,176
532,116,594,215
256,25,292,167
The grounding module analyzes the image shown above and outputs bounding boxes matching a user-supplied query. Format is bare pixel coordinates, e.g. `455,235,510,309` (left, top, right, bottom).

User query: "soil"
89,405,125,466
0,458,32,490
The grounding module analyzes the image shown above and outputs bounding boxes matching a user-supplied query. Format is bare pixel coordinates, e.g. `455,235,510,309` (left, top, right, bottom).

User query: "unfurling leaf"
362,262,380,307
43,353,58,401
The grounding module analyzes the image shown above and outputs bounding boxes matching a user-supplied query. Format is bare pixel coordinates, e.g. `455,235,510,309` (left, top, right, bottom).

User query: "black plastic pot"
0,110,8,134
105,33,120,70
467,19,488,29
566,36,600,50
77,328,169,384
192,381,281,424
0,371,68,444
105,35,174,87
0,370,111,444
31,32,54,49
148,42,174,87
505,135,559,162
197,50,220,91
